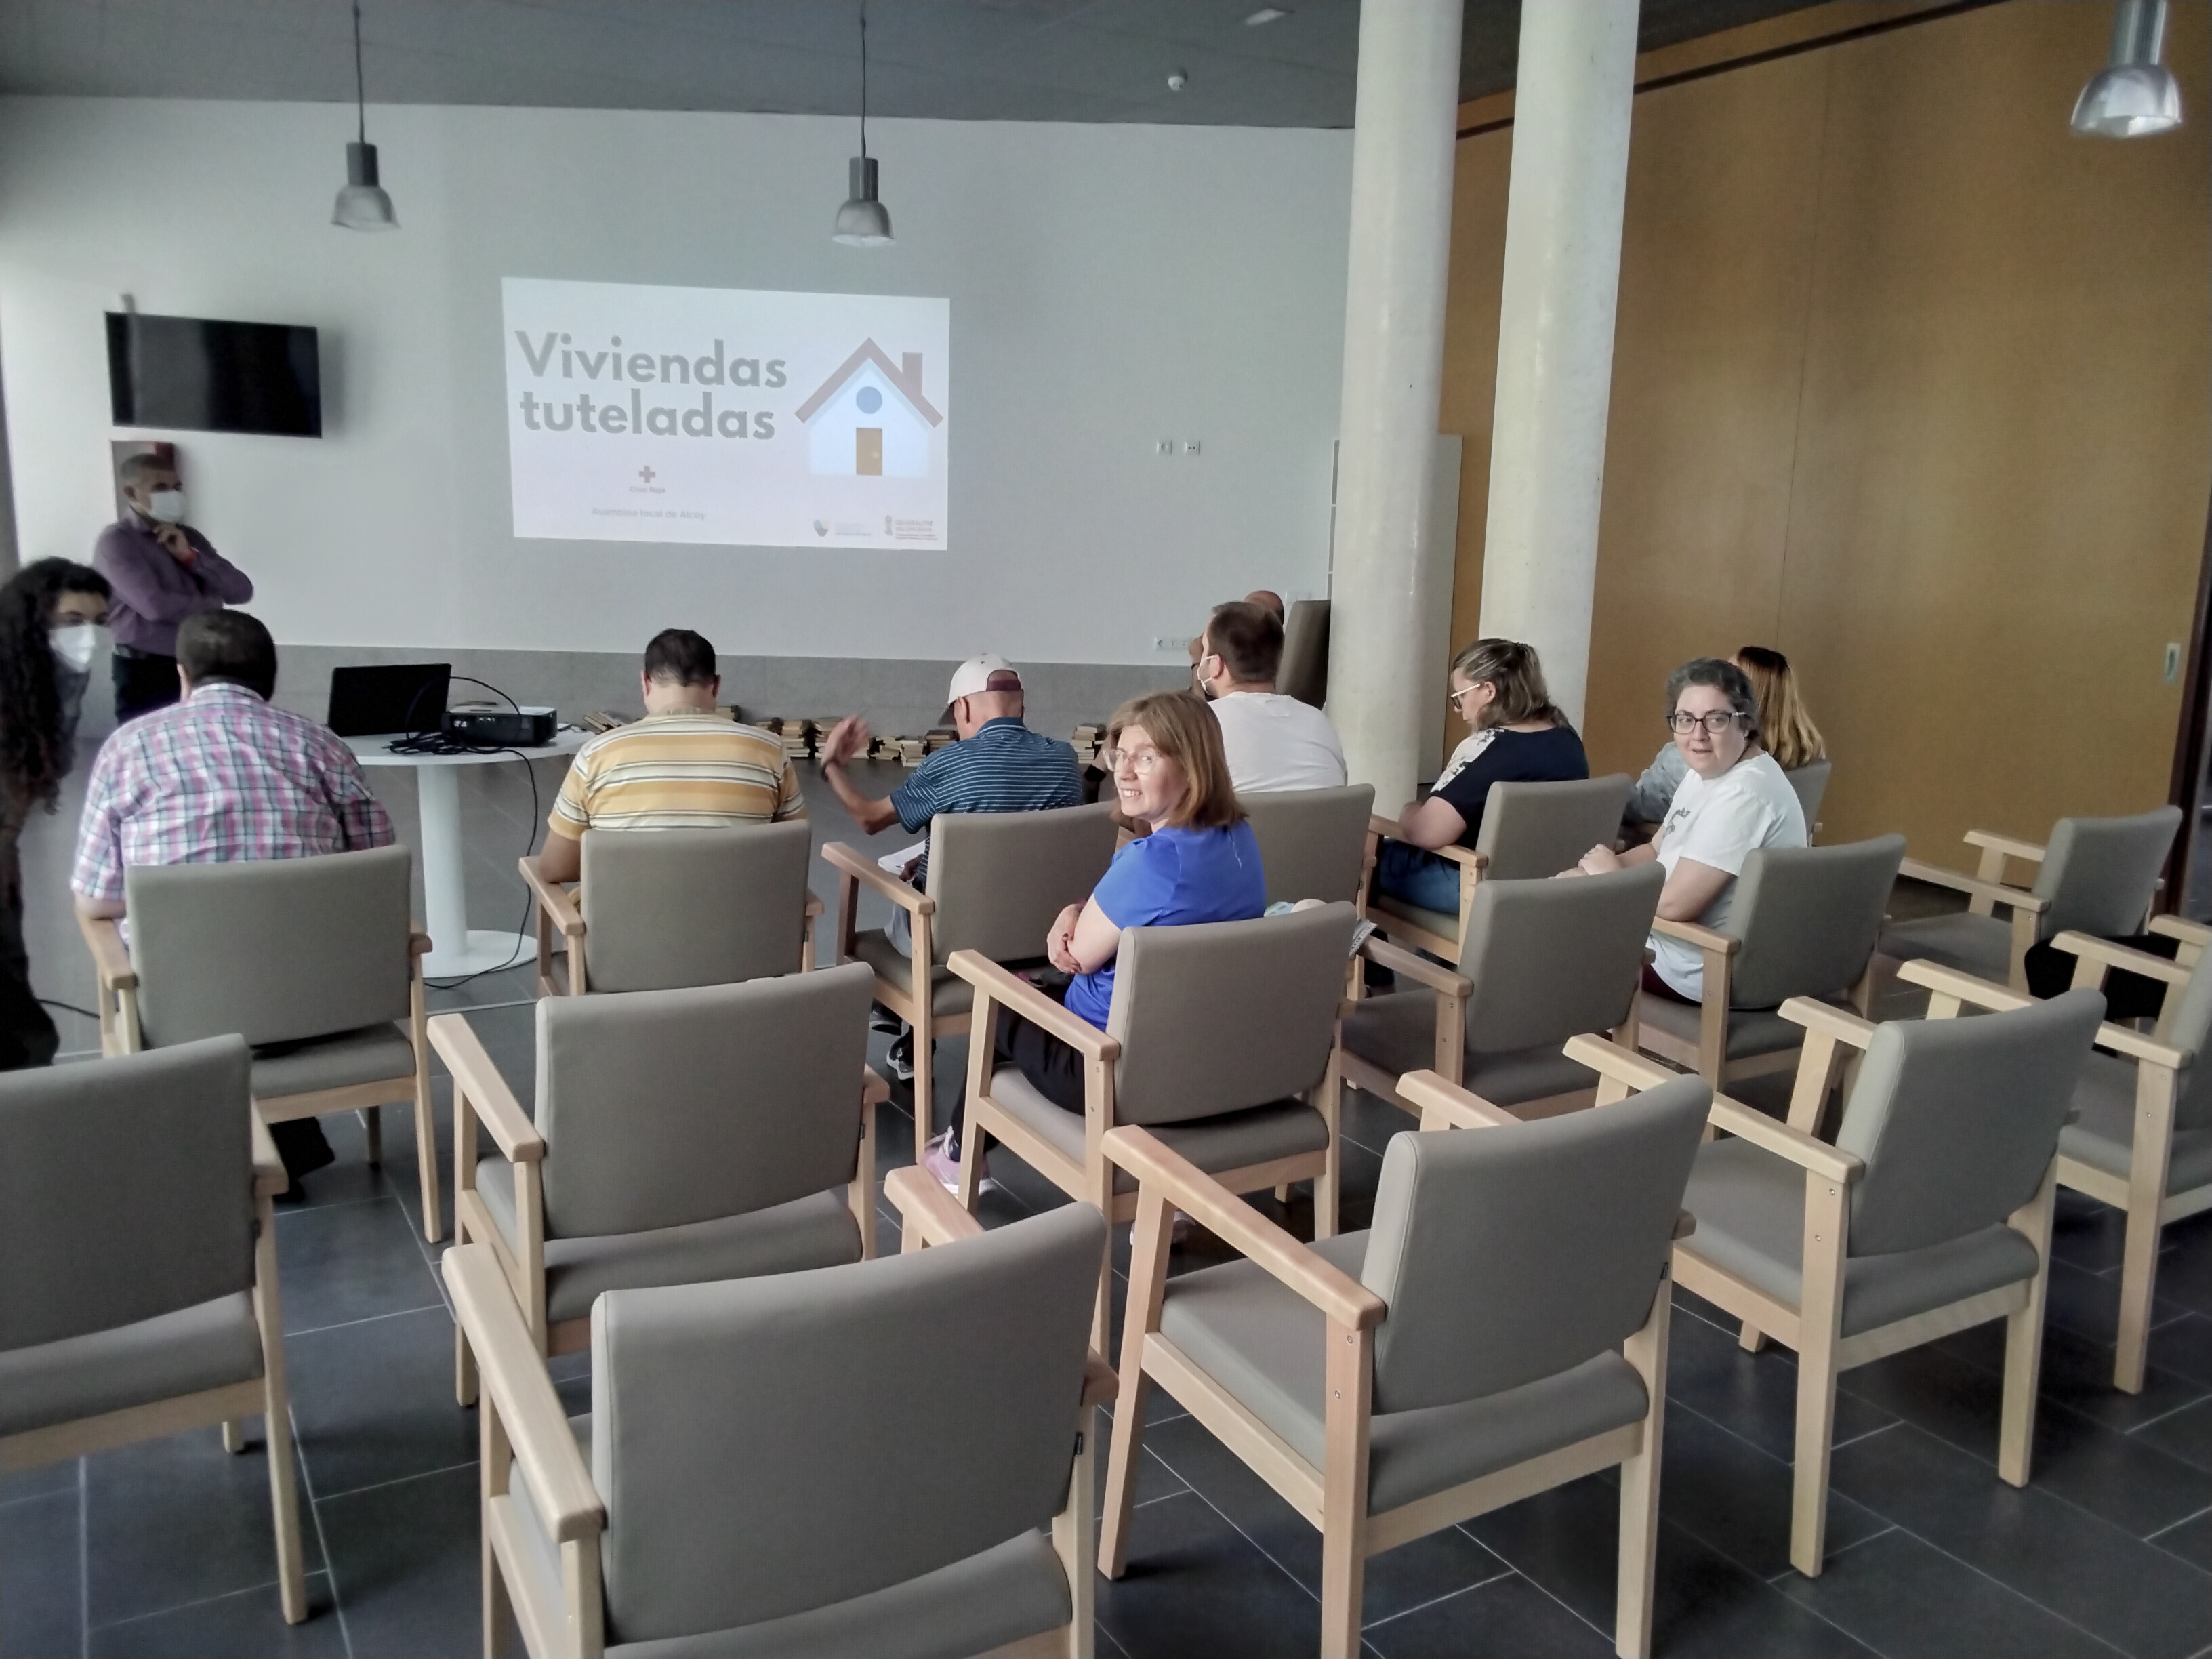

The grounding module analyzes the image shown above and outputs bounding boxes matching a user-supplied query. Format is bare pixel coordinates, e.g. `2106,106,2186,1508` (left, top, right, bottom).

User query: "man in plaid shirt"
71,611,394,1186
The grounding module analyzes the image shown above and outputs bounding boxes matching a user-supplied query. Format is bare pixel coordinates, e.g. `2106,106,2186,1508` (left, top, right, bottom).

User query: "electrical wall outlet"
1184,439,1201,456
1157,439,1174,456
2165,642,2184,684
1155,635,1188,651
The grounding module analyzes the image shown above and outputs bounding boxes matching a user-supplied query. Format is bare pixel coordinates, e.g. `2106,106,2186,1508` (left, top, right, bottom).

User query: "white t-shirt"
1648,751,1809,999
1211,692,1348,793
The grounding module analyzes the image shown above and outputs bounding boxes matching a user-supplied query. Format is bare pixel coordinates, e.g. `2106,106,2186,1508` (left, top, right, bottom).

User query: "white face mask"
144,488,186,524
51,622,108,673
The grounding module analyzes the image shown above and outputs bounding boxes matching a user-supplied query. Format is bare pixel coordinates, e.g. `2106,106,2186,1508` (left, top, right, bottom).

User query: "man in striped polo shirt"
536,629,802,884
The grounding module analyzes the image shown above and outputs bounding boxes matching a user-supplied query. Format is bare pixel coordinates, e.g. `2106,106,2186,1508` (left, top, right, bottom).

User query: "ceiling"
0,1,1835,129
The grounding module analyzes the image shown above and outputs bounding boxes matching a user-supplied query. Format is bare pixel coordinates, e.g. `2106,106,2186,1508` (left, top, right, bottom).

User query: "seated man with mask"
94,453,255,721
71,610,394,1188
1195,600,1346,792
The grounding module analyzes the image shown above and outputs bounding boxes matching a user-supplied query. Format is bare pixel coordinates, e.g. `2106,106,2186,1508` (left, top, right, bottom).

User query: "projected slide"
503,277,949,549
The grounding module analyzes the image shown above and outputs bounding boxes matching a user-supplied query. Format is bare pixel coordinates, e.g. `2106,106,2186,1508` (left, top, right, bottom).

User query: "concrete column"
1479,0,1639,729
1325,0,1463,815
0,340,17,575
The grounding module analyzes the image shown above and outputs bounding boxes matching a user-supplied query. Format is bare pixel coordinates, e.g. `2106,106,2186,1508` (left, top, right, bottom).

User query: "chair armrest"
1708,1092,1863,1184
805,893,824,919
516,857,583,939
820,842,933,915
1778,997,1878,1051
76,910,134,991
1103,1126,1385,1330
1896,858,2049,915
1357,935,1472,998
2050,930,2193,987
945,951,1120,1063
1963,830,2046,864
863,1064,890,1107
1082,1353,1118,1411
443,1244,605,1545
2149,915,2212,951
2099,1027,2191,1069
1563,1033,1681,1093
251,1113,288,1200
884,1166,984,1248
1652,916,1740,956
409,930,433,958
1898,959,2186,1068
1395,1069,1518,1129
428,1013,544,1162
1366,814,1488,872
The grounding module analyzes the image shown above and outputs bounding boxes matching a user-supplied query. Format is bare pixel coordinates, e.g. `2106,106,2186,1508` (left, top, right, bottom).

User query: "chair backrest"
924,803,1118,963
1785,758,1832,825
1240,785,1376,906
1473,775,1634,880
536,961,873,1239
0,1036,254,1353
126,846,412,1049
1837,989,2102,1256
2032,807,2182,941
1277,599,1330,709
1359,1073,1710,1413
590,1202,1105,1647
1725,834,1906,1010
1457,867,1662,1056
579,823,812,994
1106,903,1355,1126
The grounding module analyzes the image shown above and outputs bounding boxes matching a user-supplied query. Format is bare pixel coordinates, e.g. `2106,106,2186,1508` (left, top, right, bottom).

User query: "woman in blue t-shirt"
1374,638,1588,914
920,689,1265,1187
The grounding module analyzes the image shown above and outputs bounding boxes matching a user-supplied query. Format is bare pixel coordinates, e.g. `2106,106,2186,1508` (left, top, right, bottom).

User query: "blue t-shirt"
1062,821,1267,1027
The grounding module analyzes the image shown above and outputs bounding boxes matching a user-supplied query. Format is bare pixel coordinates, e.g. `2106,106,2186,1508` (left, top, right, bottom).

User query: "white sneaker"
920,1130,987,1195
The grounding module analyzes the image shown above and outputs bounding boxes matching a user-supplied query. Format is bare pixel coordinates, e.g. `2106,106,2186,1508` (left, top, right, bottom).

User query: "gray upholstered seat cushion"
1682,1139,2041,1337
0,1292,262,1437
250,1021,415,1099
986,1067,1328,1193
1156,1233,1648,1514
477,1158,861,1324
1635,995,1829,1063
1372,893,1460,943
847,930,974,1020
1343,991,1597,1105
1463,1045,1600,1107
2062,1051,2212,1195
1876,912,2011,981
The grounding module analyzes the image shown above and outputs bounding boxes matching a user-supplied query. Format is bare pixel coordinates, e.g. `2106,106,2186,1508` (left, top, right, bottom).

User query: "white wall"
0,98,1351,665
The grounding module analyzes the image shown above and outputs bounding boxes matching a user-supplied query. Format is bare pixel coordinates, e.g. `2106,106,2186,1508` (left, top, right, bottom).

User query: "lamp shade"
2072,0,2183,138
333,141,398,231
832,155,893,247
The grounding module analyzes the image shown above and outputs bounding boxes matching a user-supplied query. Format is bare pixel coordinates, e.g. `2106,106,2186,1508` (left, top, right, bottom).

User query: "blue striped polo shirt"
889,717,1082,881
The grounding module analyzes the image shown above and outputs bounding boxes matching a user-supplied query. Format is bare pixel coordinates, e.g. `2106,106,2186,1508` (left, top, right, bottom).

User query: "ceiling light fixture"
1244,7,1290,25
331,0,397,230
833,1,893,247
2072,0,2183,138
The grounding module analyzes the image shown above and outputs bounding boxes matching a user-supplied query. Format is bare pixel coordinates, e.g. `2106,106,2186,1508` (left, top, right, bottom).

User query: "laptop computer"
327,663,452,737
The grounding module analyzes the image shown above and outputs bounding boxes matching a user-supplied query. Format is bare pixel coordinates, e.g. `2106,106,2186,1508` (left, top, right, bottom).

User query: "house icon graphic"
794,340,943,478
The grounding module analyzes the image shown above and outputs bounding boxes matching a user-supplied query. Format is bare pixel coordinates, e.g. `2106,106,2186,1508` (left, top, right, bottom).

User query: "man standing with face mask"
94,453,254,720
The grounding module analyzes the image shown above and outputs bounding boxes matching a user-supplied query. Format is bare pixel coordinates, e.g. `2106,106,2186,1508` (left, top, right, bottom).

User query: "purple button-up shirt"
91,512,254,656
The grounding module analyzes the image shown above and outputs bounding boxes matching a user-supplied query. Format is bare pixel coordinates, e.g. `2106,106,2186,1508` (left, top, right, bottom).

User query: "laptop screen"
327,664,451,737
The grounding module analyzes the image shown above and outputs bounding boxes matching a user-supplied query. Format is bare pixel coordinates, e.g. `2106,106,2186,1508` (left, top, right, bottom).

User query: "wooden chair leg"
1317,1322,1372,1659
1101,1191,1174,1578
911,1011,935,1153
956,1113,986,1212
1057,1404,1099,1659
361,1105,383,1166
413,979,443,1242
1315,1053,1342,1240
1616,1292,1671,1659
1739,1319,1766,1353
481,1388,512,1659
1999,1171,2056,1485
1788,1341,1839,1576
457,1322,480,1409
2114,1202,2162,1394
222,1418,246,1453
255,1206,309,1624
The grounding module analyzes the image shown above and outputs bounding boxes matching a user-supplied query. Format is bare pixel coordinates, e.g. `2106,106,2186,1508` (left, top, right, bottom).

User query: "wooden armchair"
437,964,888,1404
950,903,1356,1354
519,822,820,998
80,846,443,1239
444,1174,1113,1659
1665,964,2104,1575
1097,1056,1708,1659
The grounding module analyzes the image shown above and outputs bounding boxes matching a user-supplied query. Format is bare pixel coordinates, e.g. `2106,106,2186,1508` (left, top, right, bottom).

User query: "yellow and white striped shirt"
547,713,804,838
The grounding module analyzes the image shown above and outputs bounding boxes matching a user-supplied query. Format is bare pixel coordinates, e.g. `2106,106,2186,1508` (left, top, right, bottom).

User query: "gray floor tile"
2151,1504,2212,1574
1664,1298,1896,1464
1362,1570,1615,1659
1776,1528,2125,1659
87,1574,345,1658
318,1462,483,1659
1094,1489,1321,1659
274,1189,444,1335
2135,1395,2212,1479
1,1486,81,1659
289,1305,480,1500
83,1425,322,1629
2141,1214,2212,1320
1654,1401,1889,1580
1933,1313,2211,1435
2141,1313,2212,1391
1828,1422,2212,1659
3,1458,79,1504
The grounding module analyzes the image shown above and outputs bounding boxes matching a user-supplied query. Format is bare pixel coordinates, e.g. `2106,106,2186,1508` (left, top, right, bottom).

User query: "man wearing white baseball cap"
818,655,1082,1076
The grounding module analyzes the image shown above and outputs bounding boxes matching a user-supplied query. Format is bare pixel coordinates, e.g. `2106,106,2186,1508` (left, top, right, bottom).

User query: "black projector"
441,705,557,747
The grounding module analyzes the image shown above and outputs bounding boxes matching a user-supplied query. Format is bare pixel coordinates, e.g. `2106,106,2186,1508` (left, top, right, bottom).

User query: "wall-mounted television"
106,312,322,438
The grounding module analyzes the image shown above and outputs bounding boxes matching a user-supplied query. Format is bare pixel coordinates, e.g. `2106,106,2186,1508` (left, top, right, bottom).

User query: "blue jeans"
1375,840,1464,914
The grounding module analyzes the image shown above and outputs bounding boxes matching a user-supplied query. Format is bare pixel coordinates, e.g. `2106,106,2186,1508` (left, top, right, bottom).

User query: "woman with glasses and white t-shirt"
1563,657,1806,1002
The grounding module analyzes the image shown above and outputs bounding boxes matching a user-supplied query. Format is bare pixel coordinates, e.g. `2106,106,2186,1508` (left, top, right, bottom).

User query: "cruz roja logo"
513,332,782,439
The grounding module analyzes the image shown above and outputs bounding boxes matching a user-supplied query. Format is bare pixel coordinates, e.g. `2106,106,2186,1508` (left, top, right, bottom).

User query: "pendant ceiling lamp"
833,1,893,247
333,0,398,230
2072,0,2184,138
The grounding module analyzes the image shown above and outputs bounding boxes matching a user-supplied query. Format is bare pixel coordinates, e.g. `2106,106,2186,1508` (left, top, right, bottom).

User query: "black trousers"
0,847,57,1073
2025,931,2181,1023
112,651,181,721
947,987,1086,1157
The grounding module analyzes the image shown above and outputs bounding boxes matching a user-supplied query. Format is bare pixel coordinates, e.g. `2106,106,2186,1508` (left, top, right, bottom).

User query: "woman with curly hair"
0,558,112,1068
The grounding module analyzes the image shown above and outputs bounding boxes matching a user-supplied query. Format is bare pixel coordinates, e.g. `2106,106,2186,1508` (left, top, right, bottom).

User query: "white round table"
348,731,586,978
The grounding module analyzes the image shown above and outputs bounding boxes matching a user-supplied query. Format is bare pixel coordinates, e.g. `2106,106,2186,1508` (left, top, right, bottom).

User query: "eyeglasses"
1666,711,1744,736
1446,684,1483,712
1104,747,1165,775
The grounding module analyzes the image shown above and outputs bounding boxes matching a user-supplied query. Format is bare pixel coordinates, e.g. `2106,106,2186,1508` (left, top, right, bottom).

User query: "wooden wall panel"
1442,0,2212,853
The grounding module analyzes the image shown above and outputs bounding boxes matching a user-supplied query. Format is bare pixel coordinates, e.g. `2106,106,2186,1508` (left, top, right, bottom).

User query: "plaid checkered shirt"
70,683,395,903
